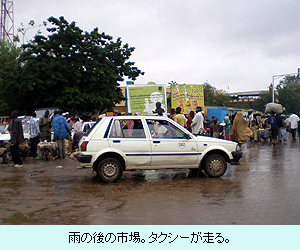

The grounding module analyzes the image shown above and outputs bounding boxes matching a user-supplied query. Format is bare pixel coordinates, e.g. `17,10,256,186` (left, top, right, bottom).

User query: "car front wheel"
203,154,227,178
96,158,123,183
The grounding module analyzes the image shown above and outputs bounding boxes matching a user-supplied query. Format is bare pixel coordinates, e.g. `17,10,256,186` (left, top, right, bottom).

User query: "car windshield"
84,119,101,136
1,123,29,134
0,124,7,133
35,108,57,119
82,122,96,132
22,124,30,133
2,127,10,134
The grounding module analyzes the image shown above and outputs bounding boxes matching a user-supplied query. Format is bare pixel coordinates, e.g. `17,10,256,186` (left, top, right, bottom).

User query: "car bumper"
230,151,243,165
76,153,92,164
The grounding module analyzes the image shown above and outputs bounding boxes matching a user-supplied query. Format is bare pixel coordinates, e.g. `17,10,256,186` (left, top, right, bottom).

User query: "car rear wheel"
96,158,123,183
203,154,227,177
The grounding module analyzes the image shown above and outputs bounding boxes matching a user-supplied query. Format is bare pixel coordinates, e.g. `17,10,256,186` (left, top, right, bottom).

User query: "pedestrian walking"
268,111,279,144
63,112,73,130
224,114,231,140
231,112,253,150
52,110,71,159
9,110,24,167
190,106,204,135
39,110,52,142
169,108,176,120
277,114,286,143
211,118,220,138
29,113,40,158
73,117,82,134
186,111,195,132
174,107,186,128
289,113,300,141
250,112,260,142
73,117,83,149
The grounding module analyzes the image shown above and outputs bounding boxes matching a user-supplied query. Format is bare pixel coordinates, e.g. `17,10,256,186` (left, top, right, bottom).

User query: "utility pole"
0,0,14,42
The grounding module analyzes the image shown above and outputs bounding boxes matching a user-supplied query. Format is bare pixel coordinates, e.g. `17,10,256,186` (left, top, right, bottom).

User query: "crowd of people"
7,104,300,167
8,109,80,167
169,106,300,150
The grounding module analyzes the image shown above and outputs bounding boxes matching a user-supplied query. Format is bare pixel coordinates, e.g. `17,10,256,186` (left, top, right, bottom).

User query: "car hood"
0,133,30,141
193,135,237,148
0,134,10,141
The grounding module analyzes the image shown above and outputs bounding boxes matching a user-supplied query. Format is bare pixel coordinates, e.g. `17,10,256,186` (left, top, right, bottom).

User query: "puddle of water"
122,170,190,182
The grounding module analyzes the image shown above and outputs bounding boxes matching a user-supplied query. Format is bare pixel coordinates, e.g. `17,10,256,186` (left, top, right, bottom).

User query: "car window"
83,124,90,132
0,125,7,133
2,127,10,134
84,119,101,136
109,119,145,138
1,124,29,134
83,122,96,132
146,119,187,139
22,124,29,133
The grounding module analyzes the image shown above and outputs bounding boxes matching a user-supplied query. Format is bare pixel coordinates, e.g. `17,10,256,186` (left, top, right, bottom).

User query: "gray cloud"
13,0,300,92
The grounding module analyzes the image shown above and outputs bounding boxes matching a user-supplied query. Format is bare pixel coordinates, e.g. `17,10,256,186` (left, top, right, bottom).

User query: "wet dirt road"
1,140,300,225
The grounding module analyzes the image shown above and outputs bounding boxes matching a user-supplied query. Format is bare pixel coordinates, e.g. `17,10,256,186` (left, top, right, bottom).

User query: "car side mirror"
184,133,192,139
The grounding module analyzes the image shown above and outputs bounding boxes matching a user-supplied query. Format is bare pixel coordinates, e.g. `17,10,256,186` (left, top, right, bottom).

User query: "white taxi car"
77,116,242,182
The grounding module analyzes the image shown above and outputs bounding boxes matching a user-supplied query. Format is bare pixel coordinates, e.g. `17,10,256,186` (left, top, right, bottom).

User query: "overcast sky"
13,0,300,92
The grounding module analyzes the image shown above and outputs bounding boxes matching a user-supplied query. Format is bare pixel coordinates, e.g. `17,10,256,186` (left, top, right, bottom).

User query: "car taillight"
80,141,88,151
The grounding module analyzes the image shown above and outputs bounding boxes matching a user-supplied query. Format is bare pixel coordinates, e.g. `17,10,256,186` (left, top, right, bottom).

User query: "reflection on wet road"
1,140,300,225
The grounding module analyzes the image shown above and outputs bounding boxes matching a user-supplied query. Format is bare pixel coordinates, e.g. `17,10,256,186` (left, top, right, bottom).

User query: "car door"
107,118,152,169
146,118,199,169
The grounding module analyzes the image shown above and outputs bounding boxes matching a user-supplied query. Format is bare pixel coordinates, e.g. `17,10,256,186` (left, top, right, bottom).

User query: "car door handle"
153,141,161,144
113,140,121,143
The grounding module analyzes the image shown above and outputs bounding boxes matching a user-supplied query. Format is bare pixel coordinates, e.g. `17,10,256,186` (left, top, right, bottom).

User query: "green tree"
0,40,21,115
17,16,143,114
277,75,300,114
203,82,231,106
252,91,273,112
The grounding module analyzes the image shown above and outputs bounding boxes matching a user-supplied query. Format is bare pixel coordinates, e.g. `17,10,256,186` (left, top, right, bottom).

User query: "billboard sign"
171,84,204,114
127,85,167,115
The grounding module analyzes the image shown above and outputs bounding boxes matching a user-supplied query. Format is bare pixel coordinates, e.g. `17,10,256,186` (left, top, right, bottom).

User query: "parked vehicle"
77,116,243,183
73,121,96,148
0,123,30,147
81,121,96,133
35,107,58,119
0,124,7,133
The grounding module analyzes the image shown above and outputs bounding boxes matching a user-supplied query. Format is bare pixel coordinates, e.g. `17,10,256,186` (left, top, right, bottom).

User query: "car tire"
203,154,227,178
96,158,123,183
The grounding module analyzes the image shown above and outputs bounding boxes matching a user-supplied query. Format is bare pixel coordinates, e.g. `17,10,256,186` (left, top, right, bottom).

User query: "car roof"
103,115,170,120
35,107,59,111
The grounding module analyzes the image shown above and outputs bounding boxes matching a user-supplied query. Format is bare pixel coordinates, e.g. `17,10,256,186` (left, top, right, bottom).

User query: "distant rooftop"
227,90,269,96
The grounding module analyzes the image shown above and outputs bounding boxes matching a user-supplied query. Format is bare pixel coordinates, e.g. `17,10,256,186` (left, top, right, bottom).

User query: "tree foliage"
277,75,300,114
203,82,231,106
252,91,273,112
0,40,21,115
16,16,143,114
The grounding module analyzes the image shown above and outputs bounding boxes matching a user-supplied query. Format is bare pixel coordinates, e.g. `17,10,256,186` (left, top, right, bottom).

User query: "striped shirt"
29,117,40,138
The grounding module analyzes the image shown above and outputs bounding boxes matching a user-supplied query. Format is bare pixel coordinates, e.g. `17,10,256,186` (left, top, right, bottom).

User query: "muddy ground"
1,140,300,225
